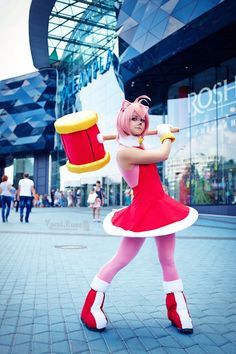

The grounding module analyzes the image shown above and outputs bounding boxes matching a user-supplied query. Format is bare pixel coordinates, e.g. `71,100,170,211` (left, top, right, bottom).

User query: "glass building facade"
0,69,57,155
165,58,236,210
0,68,57,192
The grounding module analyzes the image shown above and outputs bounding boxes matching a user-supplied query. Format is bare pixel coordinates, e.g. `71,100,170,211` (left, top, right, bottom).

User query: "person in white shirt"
17,173,35,223
0,175,12,222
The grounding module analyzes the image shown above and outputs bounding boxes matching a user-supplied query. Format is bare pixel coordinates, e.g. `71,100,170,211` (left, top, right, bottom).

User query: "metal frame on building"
48,0,122,66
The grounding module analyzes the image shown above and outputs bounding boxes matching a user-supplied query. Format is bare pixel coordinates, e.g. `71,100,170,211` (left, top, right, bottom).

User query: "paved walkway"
0,207,236,354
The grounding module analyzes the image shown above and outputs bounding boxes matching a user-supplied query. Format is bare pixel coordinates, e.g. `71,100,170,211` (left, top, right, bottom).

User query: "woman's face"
130,113,145,136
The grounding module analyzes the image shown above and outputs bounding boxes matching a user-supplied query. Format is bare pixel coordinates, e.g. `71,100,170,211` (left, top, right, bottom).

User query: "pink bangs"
116,95,151,137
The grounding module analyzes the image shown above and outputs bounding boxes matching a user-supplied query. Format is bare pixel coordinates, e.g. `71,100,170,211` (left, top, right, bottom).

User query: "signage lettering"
188,76,236,114
62,50,113,100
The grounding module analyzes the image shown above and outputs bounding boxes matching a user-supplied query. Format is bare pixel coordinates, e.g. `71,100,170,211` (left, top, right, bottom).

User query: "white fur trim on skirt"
103,207,198,238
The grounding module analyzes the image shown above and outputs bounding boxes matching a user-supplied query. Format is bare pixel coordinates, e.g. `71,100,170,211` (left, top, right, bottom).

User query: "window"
190,121,217,205
218,116,236,204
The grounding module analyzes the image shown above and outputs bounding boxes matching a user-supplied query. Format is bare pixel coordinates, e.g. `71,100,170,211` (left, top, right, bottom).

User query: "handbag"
87,193,97,204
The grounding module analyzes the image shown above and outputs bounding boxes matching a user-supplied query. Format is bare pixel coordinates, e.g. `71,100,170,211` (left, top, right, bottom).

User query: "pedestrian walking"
0,175,12,223
76,188,81,207
50,189,55,207
93,181,104,222
81,95,198,334
15,187,20,212
10,185,16,209
87,187,98,221
17,173,35,223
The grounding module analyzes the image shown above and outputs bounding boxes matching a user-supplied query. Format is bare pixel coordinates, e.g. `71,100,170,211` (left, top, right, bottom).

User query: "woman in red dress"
81,96,198,334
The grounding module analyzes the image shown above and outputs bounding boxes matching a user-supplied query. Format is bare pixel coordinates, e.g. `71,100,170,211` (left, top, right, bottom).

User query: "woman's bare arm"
117,139,172,167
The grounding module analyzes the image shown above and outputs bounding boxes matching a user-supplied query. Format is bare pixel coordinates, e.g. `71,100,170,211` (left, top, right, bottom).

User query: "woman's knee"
110,256,131,271
158,254,175,268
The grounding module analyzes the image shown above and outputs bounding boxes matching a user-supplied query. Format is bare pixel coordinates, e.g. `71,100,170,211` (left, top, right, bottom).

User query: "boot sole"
81,318,106,332
171,322,193,334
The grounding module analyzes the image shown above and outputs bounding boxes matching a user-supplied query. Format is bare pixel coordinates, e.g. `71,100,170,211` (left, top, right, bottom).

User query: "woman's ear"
121,100,131,111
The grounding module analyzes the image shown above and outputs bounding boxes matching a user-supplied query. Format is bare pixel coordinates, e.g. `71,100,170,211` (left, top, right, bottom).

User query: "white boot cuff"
90,275,110,292
163,279,183,294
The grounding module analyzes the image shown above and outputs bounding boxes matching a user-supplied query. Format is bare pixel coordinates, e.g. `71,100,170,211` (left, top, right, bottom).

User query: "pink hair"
116,95,151,137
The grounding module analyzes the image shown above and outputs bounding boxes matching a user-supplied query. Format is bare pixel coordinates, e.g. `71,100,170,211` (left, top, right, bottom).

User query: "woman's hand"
156,124,175,143
156,124,172,137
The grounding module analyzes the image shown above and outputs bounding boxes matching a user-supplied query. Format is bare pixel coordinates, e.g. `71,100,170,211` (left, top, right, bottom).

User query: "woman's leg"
155,233,179,281
92,207,96,219
1,196,6,222
5,197,11,221
97,207,100,221
98,237,146,283
19,197,25,222
155,234,193,333
81,237,145,330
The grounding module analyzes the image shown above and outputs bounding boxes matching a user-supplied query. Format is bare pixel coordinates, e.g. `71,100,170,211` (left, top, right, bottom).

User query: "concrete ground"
0,206,235,354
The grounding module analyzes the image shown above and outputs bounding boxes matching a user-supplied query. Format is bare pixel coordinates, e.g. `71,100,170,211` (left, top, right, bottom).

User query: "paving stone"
172,333,195,347
51,330,68,343
138,335,162,351
11,342,31,354
166,348,188,354
32,341,50,354
158,335,181,348
186,345,207,354
223,331,236,343
33,323,50,334
201,345,225,353
0,345,11,354
205,333,229,346
114,325,136,340
125,337,147,352
50,322,66,332
16,324,33,334
51,339,72,354
66,321,82,333
220,343,236,353
0,325,16,336
148,348,169,354
13,333,31,345
69,339,90,353
33,331,50,343
87,338,109,353
18,316,34,326
192,333,216,346
0,334,14,346
102,331,129,352
68,330,86,341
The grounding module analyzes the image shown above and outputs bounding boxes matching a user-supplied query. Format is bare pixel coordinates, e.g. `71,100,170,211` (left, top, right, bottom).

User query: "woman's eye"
141,119,145,123
132,117,138,121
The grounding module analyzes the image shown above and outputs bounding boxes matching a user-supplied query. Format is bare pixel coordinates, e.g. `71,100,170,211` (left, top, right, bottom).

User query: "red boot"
81,275,109,331
163,279,193,334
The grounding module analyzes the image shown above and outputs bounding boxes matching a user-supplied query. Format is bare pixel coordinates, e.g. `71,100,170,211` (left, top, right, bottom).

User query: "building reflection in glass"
166,64,236,206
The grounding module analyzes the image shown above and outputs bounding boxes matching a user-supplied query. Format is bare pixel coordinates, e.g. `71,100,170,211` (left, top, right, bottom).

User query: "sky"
0,0,36,184
0,0,36,81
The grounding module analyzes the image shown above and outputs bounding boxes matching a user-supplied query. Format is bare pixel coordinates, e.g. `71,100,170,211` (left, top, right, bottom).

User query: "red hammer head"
54,111,110,173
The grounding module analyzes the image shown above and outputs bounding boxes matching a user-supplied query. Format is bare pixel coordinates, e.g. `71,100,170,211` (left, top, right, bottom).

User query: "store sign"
188,76,236,114
62,50,113,99
76,49,113,90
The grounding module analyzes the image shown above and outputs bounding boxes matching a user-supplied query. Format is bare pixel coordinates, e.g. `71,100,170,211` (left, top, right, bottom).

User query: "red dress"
103,162,198,238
